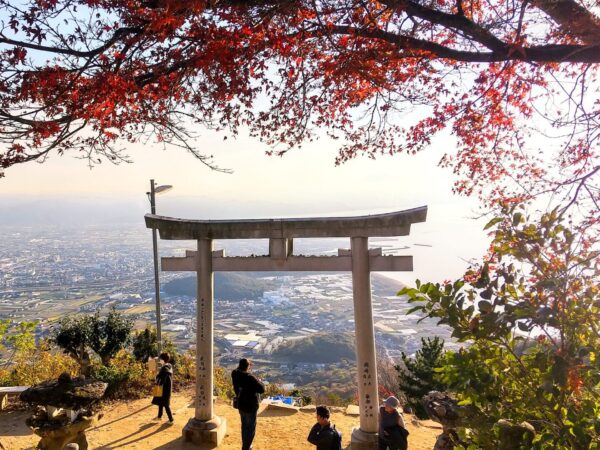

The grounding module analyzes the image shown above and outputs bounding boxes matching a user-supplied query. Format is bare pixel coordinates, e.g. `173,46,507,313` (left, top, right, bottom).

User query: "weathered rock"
29,411,99,450
299,405,316,413
20,373,107,410
20,373,107,450
423,392,471,450
423,391,463,429
345,404,360,416
432,430,460,450
496,419,535,450
263,401,299,413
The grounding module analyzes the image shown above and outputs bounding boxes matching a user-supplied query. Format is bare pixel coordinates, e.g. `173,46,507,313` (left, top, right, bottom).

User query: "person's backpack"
331,425,342,450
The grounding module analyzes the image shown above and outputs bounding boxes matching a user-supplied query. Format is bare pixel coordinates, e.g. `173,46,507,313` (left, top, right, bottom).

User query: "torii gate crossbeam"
145,206,427,450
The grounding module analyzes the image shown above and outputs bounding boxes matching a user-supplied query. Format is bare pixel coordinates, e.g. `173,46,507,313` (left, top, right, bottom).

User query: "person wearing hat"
232,358,265,450
379,396,408,450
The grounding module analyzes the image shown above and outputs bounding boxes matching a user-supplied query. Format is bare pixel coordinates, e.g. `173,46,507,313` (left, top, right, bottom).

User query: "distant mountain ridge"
272,332,356,363
163,272,405,301
164,272,278,300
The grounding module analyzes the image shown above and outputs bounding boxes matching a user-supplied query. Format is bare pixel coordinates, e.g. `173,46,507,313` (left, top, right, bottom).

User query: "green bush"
91,350,152,399
401,207,600,448
52,309,133,373
132,326,159,363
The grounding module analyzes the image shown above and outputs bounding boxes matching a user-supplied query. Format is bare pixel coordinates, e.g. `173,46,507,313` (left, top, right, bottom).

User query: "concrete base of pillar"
350,427,379,450
182,416,226,447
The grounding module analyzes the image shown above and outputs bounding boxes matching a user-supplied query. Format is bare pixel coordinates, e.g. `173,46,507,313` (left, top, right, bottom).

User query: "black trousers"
240,410,257,450
158,405,173,421
379,437,401,450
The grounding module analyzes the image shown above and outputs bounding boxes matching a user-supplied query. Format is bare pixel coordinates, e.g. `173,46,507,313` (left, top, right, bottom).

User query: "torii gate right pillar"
350,237,380,449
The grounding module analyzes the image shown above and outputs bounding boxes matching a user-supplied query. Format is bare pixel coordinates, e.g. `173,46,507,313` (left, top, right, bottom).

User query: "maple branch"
380,0,508,53
16,120,87,165
558,165,600,214
329,25,600,63
0,27,142,58
0,110,72,126
531,0,600,45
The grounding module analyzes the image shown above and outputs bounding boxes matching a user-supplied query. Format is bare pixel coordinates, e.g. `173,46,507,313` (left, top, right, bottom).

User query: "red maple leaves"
0,0,597,222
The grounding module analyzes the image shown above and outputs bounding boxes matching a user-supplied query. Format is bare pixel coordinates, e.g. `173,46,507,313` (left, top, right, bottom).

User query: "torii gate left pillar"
145,207,427,449
181,238,227,445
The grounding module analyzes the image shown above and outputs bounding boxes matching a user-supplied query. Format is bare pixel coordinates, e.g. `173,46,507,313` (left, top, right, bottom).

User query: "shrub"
0,341,78,386
53,309,133,373
396,337,447,419
52,315,94,375
401,207,600,448
92,350,152,399
290,389,312,406
264,382,289,397
214,366,234,399
132,326,159,363
90,309,133,366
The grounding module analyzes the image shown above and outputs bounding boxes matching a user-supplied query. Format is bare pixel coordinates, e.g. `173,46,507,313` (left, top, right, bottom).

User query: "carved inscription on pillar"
197,296,207,408
199,296,206,341
198,355,207,408
362,362,375,418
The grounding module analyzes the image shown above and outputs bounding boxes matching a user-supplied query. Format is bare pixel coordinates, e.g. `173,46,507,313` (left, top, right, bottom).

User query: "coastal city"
0,223,455,393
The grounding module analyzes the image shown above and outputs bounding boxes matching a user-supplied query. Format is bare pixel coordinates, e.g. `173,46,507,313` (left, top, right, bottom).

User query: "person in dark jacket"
307,405,341,450
151,352,174,423
378,396,408,450
232,358,265,450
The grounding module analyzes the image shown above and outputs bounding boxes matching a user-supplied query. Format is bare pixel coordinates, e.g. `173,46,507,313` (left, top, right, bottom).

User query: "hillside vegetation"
272,333,355,364
164,273,278,300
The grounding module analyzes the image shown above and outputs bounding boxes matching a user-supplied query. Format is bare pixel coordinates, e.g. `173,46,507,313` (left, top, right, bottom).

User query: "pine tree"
396,337,446,419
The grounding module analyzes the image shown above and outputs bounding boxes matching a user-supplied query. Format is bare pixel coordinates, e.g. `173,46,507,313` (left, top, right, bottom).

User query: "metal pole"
150,179,162,353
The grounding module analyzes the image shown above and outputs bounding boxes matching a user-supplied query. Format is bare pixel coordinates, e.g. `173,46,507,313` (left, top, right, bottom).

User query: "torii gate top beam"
144,206,427,240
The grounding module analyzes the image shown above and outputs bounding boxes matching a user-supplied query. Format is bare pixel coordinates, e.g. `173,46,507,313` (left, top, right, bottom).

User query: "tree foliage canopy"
52,309,133,370
89,308,133,366
52,314,94,370
400,207,600,448
1,0,598,214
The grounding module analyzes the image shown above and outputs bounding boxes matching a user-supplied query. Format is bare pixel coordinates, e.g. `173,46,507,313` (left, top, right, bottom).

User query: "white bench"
0,386,29,411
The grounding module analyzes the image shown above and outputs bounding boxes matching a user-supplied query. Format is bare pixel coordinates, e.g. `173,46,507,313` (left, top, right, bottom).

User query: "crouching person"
379,396,409,450
307,405,342,450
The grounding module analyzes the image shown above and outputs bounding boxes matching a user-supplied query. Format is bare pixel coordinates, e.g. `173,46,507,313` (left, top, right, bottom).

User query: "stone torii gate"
145,206,427,449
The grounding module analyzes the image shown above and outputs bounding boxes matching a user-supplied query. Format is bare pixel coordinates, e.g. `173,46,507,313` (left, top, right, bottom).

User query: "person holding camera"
232,358,265,450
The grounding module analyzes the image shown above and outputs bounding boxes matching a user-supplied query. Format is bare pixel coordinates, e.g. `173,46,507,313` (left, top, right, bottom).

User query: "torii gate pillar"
182,238,227,445
350,237,379,448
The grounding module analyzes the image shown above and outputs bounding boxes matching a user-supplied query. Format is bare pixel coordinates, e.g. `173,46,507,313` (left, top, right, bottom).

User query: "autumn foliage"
0,0,598,214
401,207,600,448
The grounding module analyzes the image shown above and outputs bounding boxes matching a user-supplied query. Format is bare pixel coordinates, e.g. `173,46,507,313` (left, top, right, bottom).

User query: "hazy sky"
0,129,490,283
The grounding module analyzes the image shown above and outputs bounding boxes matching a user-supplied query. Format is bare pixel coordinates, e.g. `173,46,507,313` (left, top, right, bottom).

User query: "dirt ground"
0,390,441,450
